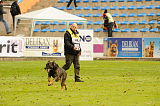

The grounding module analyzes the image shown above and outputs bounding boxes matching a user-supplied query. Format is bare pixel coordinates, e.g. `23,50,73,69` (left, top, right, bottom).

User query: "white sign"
24,37,64,57
78,29,93,60
0,37,24,57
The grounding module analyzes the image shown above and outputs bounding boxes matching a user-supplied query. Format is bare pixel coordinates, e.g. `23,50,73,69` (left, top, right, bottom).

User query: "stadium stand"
1,0,158,37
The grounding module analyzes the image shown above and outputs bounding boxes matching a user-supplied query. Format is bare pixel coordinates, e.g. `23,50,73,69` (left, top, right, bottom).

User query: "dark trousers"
107,22,114,37
12,15,20,30
62,54,80,80
67,0,77,7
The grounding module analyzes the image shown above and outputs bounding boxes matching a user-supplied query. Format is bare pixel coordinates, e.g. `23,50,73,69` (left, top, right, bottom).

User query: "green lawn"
0,60,160,106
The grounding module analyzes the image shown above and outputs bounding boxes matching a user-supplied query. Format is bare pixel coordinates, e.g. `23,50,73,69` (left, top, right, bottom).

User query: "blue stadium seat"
147,13,156,16
149,28,159,32
155,0,160,1
137,13,147,17
92,6,101,10
77,22,84,25
115,21,121,24
87,21,93,25
50,21,59,25
128,5,137,9
112,13,119,17
110,6,118,10
69,22,75,25
67,6,75,10
101,6,110,10
120,21,129,24
35,21,41,25
148,20,157,24
119,13,128,17
101,0,108,2
93,21,103,25
140,28,149,32
59,21,66,25
93,13,102,17
41,21,50,25
158,21,160,24
83,0,90,2
146,5,155,9
76,6,84,10
94,28,103,32
119,6,127,10
139,20,148,24
131,28,139,32
145,0,152,1
92,0,99,2
127,0,134,2
41,29,50,32
136,0,142,2
58,0,65,3
50,29,58,32
59,29,67,32
66,0,69,3
84,6,92,10
85,13,93,17
121,28,130,32
77,14,85,17
109,0,116,2
128,13,137,17
118,0,125,2
59,6,66,10
155,5,160,9
129,21,138,24
156,13,160,16
113,28,121,32
76,0,82,2
33,28,41,32
137,5,145,9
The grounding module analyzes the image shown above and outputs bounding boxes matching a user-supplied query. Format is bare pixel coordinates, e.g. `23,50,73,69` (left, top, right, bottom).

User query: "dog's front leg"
48,77,53,86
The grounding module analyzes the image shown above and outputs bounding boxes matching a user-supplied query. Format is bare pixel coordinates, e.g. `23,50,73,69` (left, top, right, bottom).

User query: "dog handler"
62,23,84,82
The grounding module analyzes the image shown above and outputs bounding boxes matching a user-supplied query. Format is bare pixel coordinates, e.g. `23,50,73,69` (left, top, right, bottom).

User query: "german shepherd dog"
44,61,67,90
108,40,118,57
144,41,154,57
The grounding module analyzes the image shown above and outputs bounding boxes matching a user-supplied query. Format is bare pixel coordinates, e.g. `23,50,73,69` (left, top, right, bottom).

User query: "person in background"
67,0,77,8
0,0,11,34
103,9,114,37
10,0,21,30
62,23,84,82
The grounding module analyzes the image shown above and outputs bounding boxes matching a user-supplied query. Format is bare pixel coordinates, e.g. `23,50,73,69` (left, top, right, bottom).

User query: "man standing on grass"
62,23,84,82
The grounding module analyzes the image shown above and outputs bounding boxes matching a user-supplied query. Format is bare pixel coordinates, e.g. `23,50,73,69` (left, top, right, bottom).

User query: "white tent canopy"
15,7,87,36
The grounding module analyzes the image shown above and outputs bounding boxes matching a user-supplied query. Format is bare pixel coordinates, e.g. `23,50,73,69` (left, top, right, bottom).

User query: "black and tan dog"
108,40,118,57
44,61,67,90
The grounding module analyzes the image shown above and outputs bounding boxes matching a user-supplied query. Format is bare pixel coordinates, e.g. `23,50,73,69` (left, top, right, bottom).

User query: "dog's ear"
115,40,118,46
109,40,112,47
48,60,50,63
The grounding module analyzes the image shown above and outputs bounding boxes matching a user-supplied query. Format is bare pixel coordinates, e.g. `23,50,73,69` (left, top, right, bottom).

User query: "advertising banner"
93,37,104,57
23,29,93,60
78,29,93,60
24,37,64,57
107,38,142,57
0,37,24,57
143,38,160,58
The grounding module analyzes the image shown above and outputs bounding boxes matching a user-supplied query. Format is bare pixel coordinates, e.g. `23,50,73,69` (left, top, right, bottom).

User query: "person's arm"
64,32,74,50
16,3,21,14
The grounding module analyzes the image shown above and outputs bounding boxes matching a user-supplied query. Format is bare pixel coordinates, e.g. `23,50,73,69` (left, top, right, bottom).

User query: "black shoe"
75,79,84,82
7,32,11,34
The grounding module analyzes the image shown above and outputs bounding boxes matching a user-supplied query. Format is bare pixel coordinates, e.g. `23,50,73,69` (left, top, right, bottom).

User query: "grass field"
0,60,160,106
